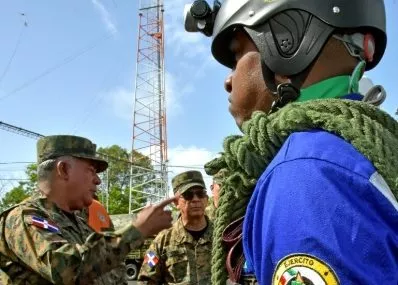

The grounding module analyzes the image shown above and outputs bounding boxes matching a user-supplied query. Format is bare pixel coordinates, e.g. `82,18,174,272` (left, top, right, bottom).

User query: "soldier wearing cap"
205,169,226,220
137,170,213,284
0,135,175,285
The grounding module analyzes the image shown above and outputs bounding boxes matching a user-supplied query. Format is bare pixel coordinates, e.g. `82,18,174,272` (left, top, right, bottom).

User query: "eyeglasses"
181,190,207,201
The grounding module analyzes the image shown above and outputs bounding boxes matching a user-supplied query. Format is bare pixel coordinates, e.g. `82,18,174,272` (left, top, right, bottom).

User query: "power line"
0,178,29,181
168,165,204,169
0,160,205,169
0,122,208,170
70,67,116,134
0,15,27,85
0,32,114,101
0,162,33,165
0,122,167,171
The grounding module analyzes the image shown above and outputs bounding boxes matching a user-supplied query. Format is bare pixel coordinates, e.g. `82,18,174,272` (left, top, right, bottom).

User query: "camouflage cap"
172,170,206,194
213,168,228,185
37,135,108,173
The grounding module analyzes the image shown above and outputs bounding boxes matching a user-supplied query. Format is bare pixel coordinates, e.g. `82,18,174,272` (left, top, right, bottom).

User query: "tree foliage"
97,145,152,214
0,146,153,214
0,164,37,211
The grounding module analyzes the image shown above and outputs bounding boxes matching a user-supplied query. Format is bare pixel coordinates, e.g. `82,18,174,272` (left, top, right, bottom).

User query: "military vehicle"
110,206,179,280
125,236,155,280
110,213,154,281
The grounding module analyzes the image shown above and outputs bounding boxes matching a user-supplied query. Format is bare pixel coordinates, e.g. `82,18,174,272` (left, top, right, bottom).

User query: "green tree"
96,146,152,214
0,164,37,211
0,147,153,214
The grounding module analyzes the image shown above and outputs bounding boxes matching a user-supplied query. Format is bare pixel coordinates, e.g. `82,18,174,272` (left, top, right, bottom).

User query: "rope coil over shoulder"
205,99,398,284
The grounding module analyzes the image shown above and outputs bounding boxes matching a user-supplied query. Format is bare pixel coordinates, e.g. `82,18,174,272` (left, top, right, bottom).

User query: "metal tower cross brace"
130,0,168,213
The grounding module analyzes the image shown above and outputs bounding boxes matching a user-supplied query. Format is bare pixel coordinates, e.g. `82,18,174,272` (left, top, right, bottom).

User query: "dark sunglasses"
181,190,207,200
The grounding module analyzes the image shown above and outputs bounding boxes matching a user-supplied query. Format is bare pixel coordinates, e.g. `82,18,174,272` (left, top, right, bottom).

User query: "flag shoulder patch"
144,251,159,268
25,215,60,233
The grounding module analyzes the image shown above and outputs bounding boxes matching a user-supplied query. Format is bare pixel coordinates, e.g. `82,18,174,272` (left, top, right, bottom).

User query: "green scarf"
205,99,398,284
298,75,356,102
298,60,365,102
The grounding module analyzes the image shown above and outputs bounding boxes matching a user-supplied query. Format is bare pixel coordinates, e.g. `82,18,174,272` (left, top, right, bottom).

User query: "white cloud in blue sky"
91,0,117,34
106,87,133,121
168,145,218,192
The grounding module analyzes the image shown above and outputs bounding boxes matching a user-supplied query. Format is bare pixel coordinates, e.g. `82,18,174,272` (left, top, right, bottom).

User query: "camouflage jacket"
0,192,144,285
137,217,213,285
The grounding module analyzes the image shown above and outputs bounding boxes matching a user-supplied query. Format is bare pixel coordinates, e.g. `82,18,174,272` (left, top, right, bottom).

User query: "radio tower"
129,0,168,213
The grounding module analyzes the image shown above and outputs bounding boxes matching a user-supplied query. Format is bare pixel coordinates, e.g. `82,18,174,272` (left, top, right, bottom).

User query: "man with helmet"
185,0,398,284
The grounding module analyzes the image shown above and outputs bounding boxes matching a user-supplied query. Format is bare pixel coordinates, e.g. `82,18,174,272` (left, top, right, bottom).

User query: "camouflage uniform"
137,217,213,285
138,171,213,285
0,135,143,284
78,201,127,284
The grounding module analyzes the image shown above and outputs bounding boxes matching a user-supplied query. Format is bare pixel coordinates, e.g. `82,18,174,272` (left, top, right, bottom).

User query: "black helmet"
185,0,387,75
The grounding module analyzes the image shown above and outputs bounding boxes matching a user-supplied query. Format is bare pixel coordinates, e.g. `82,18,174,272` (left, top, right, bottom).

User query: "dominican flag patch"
144,251,159,268
31,216,60,233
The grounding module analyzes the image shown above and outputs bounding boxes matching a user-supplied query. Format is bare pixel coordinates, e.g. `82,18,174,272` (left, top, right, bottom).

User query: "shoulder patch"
369,172,398,211
272,254,339,285
144,251,159,268
26,216,60,233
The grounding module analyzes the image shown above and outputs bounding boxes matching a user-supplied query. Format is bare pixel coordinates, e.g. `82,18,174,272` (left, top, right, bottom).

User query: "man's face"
210,182,220,208
224,29,275,127
177,186,208,219
65,158,101,211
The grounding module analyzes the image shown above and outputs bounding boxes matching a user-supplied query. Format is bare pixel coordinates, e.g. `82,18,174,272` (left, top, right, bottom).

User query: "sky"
0,0,397,197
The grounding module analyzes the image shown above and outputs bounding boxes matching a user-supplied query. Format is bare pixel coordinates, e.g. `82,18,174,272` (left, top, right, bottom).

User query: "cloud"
165,25,207,58
91,0,117,34
164,0,210,59
167,145,218,193
162,0,219,95
165,72,181,115
106,87,133,121
105,70,200,122
165,57,215,117
105,72,192,122
358,76,374,94
165,72,194,117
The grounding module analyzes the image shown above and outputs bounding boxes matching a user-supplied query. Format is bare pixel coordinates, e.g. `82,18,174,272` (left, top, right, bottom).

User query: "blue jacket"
242,129,398,284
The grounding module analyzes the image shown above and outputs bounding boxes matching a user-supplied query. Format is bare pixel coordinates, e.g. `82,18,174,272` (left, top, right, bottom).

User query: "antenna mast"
129,0,168,213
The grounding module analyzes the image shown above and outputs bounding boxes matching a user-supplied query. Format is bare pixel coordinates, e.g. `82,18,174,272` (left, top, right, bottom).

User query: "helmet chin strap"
261,60,314,113
269,83,300,112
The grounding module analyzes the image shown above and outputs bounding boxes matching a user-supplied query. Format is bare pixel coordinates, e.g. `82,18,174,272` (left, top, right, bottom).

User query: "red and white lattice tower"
129,0,168,213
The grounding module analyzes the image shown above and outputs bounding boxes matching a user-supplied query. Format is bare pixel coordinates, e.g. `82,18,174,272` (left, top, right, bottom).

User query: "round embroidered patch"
97,212,106,223
272,254,339,285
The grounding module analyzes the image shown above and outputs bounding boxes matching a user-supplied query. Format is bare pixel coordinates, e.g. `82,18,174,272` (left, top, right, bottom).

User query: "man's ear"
56,160,70,181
